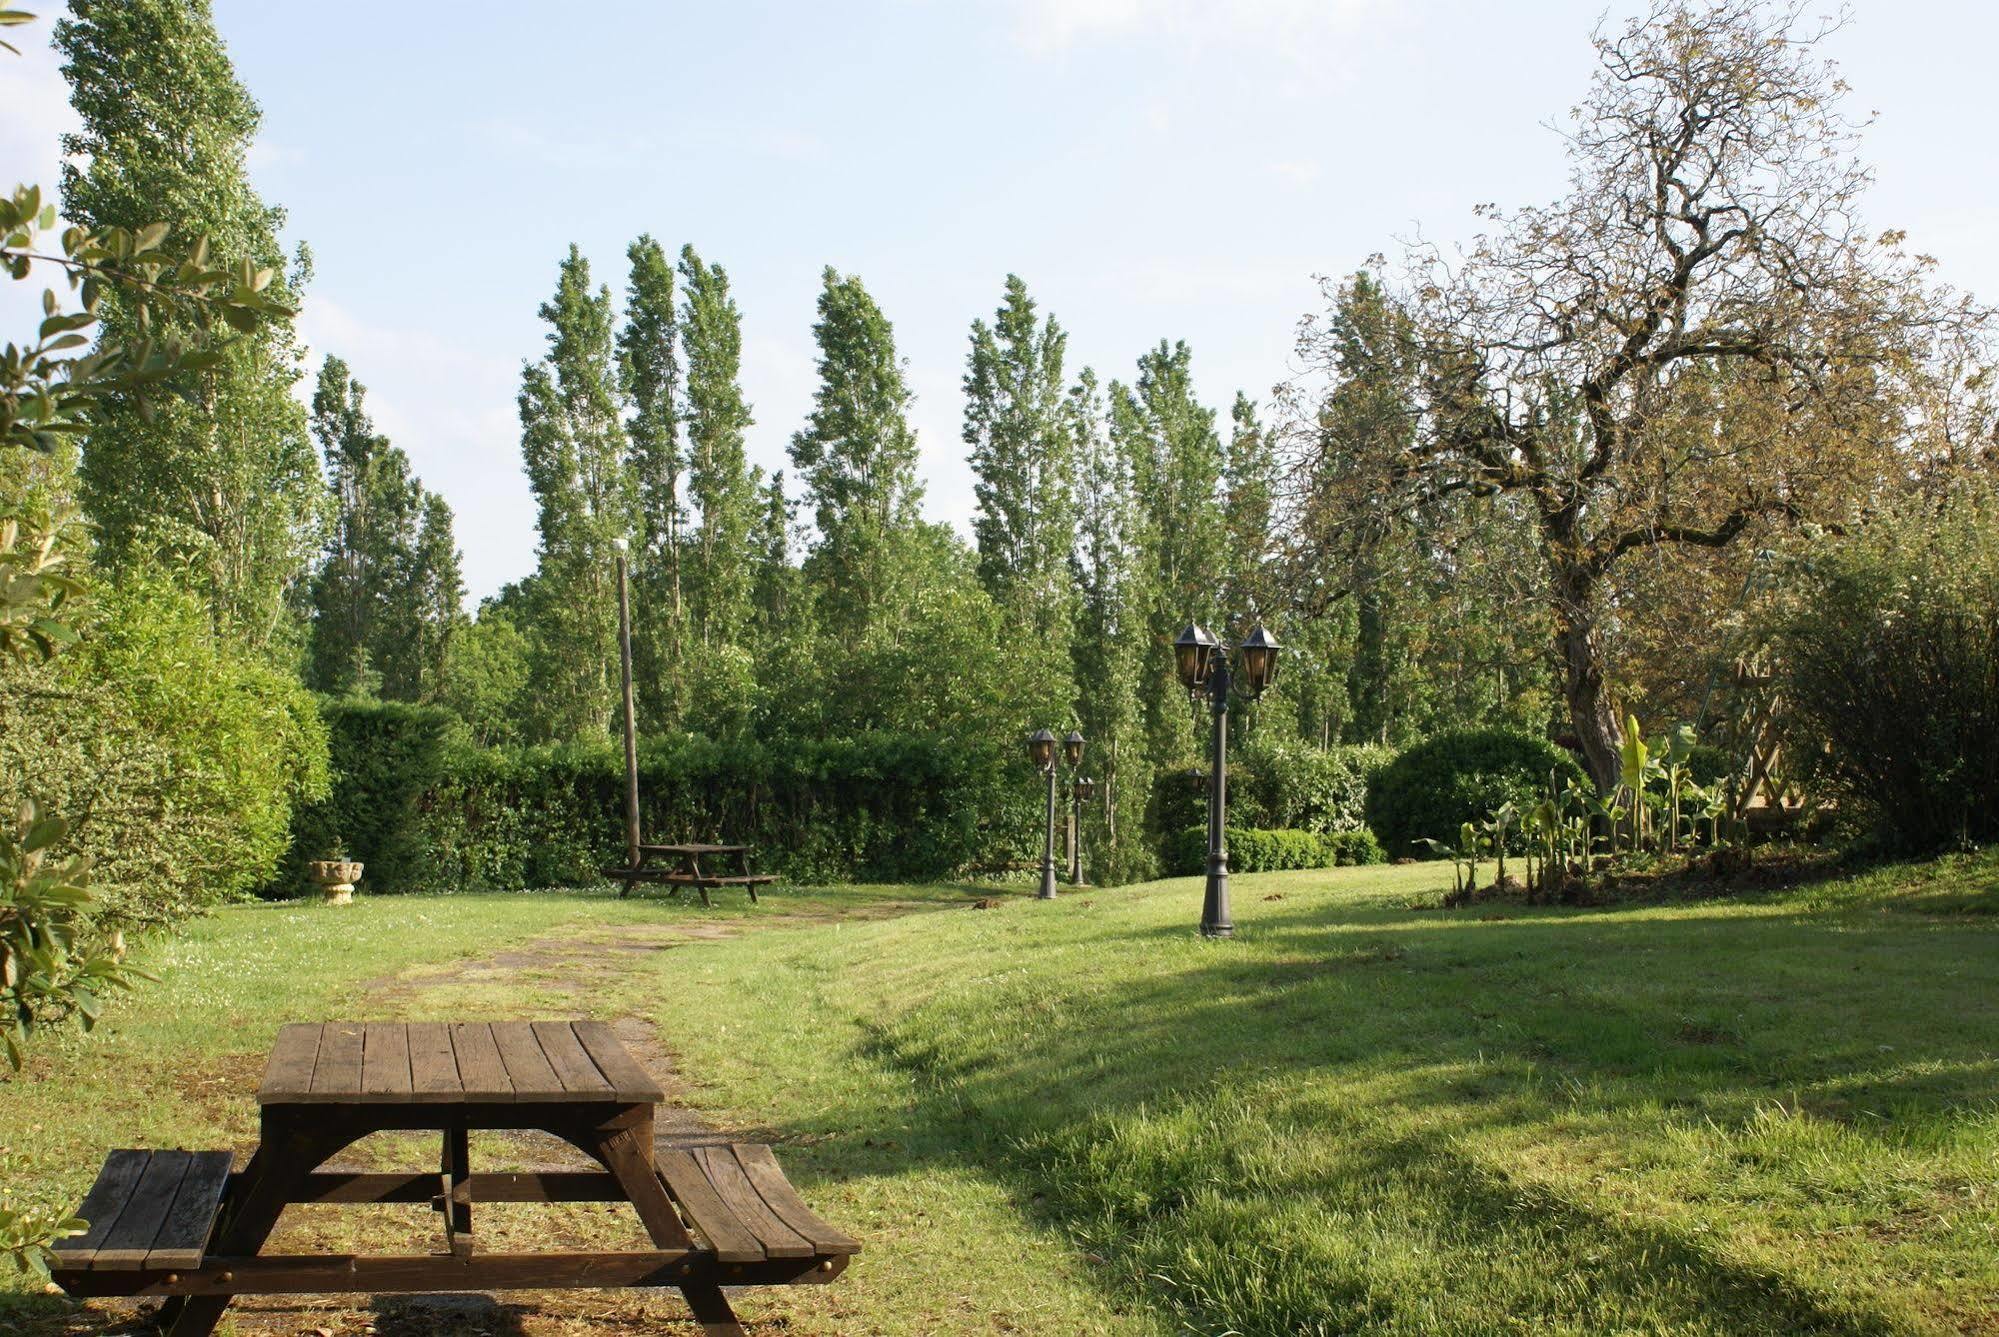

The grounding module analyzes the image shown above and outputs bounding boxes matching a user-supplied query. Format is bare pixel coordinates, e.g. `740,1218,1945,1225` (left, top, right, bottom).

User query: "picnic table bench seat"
52,1149,233,1276
51,1141,856,1292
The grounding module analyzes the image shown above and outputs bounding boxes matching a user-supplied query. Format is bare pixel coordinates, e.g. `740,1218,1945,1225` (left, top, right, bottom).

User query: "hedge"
275,700,1036,894
1365,727,1588,860
1170,826,1386,876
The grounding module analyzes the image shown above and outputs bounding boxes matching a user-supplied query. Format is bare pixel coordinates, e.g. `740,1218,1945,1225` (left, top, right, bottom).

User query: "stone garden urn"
308,859,364,905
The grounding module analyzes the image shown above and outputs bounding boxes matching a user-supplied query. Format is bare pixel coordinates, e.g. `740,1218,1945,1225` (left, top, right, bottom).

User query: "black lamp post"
1069,773,1095,886
1173,622,1282,937
1026,728,1082,900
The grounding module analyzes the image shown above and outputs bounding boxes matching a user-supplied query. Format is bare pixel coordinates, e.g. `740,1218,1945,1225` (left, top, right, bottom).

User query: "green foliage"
282,698,460,895
677,244,758,673
286,723,1030,893
517,244,631,742
0,799,144,1072
1170,825,1384,875
1367,727,1587,860
790,267,924,637
1236,737,1393,834
56,0,325,651
1770,487,1999,853
307,355,463,701
0,571,329,921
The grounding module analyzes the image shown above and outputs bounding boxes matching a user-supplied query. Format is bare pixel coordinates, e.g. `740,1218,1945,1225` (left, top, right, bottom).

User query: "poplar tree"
789,268,923,638
679,244,757,651
1067,367,1154,882
55,0,325,653
965,275,1076,722
518,245,631,741
965,275,1074,602
1223,391,1277,618
1114,340,1226,767
616,235,684,730
306,356,462,702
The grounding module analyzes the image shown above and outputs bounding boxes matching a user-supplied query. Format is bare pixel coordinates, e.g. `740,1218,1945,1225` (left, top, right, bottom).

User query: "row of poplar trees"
41,1,1552,886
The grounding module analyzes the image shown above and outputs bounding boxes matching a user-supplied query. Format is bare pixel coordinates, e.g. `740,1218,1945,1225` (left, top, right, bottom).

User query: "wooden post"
617,549,641,871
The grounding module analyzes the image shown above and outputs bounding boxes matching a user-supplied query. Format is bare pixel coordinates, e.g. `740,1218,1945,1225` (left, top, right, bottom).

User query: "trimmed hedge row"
278,699,1037,894
1170,825,1386,876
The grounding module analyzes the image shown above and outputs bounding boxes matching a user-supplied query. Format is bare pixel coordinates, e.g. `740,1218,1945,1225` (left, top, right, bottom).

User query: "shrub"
1237,738,1394,833
1170,826,1386,875
1366,727,1587,860
0,571,329,924
279,722,1032,893
1769,487,1999,853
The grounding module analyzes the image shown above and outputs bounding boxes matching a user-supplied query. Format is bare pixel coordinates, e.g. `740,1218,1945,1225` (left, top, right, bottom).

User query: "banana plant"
1657,722,1701,851
1419,821,1485,899
1482,800,1519,888
1618,715,1659,851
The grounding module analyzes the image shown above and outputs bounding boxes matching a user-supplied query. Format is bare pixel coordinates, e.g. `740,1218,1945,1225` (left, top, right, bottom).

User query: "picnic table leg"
681,1281,750,1336
580,1108,746,1331
158,1114,337,1336
441,1118,472,1257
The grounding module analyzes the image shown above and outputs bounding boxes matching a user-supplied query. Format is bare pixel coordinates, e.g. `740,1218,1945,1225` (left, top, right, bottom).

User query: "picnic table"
604,841,777,905
50,1020,858,1336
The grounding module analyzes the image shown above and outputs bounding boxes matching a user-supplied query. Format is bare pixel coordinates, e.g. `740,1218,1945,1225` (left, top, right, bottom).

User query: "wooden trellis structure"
1724,656,1808,833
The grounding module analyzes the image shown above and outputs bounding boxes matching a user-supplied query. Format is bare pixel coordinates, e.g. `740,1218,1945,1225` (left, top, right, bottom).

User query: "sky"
4,0,1996,605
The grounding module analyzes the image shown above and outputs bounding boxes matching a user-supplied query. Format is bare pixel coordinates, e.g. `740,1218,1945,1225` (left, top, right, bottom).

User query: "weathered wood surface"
65,1024,854,1337
256,1021,664,1105
52,1150,234,1272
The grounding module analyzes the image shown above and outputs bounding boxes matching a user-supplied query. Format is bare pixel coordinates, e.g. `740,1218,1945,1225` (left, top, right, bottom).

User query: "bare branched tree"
1288,0,1991,788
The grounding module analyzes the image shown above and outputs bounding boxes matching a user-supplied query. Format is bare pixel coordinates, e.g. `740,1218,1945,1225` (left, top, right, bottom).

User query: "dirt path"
67,901,939,1336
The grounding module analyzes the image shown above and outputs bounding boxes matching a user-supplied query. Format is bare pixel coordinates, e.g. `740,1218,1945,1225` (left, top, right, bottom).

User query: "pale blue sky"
5,0,1994,602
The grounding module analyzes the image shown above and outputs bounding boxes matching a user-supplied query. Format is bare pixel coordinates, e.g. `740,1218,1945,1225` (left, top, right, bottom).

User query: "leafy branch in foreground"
1,183,294,457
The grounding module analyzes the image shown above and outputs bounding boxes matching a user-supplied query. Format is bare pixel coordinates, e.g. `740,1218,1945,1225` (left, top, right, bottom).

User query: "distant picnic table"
50,1020,858,1336
604,841,777,905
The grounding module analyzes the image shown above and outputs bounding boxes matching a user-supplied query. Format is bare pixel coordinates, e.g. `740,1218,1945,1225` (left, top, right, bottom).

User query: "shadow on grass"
777,879,1998,1335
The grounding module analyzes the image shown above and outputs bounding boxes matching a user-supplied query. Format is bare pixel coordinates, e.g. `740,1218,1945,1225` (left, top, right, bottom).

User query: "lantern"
1237,624,1282,699
1026,728,1056,771
1173,624,1220,693
1062,731,1085,769
1074,775,1096,803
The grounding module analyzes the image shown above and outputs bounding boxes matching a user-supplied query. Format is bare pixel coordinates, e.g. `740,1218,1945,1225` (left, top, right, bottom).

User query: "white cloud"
1268,159,1321,186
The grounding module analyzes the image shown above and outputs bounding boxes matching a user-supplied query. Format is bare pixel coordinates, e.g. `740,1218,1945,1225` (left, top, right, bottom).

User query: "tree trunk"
1552,562,1623,793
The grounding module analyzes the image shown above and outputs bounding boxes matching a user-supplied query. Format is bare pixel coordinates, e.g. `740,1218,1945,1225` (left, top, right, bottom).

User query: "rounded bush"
1365,728,1587,860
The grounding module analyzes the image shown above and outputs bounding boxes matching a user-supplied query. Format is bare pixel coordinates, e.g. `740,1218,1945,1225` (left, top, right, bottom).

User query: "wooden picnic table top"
257,1020,665,1107
641,842,748,856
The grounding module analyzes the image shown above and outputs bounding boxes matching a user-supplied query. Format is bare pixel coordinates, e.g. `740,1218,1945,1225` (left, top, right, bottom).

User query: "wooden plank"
730,1144,861,1255
293,1171,626,1204
50,1150,152,1265
360,1024,413,1102
692,1145,811,1259
491,1021,564,1100
657,1151,764,1263
93,1151,193,1270
448,1022,512,1101
571,1020,665,1103
596,1125,695,1249
145,1151,233,1270
532,1021,613,1097
54,1248,847,1298
257,1024,323,1104
407,1022,461,1100
308,1022,365,1099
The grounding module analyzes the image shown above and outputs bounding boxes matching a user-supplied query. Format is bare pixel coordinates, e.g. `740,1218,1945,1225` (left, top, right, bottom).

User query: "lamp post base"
1037,864,1059,900
1199,858,1233,938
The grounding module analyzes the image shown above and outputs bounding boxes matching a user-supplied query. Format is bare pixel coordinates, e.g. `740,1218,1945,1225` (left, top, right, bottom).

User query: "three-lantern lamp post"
1172,622,1282,938
1026,729,1087,900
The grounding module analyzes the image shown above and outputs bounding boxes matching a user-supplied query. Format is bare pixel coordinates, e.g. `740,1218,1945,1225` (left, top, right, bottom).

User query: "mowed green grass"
4,855,1997,1335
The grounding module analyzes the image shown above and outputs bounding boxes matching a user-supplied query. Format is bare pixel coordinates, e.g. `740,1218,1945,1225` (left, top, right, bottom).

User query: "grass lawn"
3,855,1996,1334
